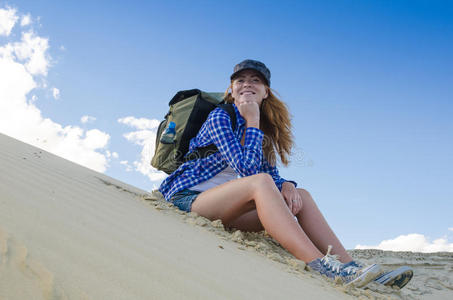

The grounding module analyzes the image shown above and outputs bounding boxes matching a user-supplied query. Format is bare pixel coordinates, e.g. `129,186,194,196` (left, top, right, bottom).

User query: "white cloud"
355,233,453,253
0,7,18,36
120,160,132,172
119,116,166,182
118,116,160,130
20,14,31,26
449,228,453,232
81,115,96,124
52,87,60,99
105,150,119,159
13,30,50,75
84,129,109,149
0,8,111,173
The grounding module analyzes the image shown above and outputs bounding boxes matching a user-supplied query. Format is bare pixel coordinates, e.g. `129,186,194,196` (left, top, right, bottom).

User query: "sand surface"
0,132,452,300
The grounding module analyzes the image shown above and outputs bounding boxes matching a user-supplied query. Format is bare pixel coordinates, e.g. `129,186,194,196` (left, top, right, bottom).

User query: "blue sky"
1,0,452,251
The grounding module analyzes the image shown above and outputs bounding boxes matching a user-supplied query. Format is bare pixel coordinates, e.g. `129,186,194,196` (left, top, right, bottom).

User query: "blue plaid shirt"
159,103,297,201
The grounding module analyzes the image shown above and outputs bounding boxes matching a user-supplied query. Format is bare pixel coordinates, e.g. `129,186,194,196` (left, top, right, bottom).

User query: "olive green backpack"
151,89,237,174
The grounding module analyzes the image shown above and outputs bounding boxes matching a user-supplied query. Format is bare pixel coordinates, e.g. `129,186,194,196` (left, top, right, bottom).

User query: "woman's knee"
245,173,279,197
250,173,274,189
298,188,311,199
298,188,315,204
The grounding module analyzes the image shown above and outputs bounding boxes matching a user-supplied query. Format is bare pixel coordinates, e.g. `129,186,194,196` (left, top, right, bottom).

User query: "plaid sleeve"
206,108,263,176
261,157,298,191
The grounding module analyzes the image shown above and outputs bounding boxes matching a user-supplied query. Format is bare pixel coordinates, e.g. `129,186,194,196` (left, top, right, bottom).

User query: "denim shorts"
170,189,201,212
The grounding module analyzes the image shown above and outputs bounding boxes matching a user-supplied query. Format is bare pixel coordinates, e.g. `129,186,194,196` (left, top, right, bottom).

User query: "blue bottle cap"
168,121,176,128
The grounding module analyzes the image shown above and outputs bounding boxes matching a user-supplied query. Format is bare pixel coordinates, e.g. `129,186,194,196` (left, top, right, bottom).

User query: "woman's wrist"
283,181,297,188
246,120,260,128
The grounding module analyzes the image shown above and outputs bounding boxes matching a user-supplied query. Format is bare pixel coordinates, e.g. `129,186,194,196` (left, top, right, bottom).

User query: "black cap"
230,59,271,86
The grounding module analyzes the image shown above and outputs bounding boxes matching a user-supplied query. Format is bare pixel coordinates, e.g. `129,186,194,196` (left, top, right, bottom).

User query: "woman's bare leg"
227,210,264,232
224,187,353,263
191,173,323,262
296,188,353,263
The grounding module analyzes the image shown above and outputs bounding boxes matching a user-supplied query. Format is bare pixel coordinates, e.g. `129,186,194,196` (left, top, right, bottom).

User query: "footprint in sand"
0,227,66,300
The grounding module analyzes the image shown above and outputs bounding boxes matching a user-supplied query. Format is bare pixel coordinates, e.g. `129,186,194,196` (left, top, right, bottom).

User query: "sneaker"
342,260,369,278
344,261,413,289
374,266,413,289
342,263,383,288
307,246,382,288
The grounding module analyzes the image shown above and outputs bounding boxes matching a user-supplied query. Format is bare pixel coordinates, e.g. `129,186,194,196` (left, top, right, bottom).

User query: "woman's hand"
281,182,302,215
237,100,260,127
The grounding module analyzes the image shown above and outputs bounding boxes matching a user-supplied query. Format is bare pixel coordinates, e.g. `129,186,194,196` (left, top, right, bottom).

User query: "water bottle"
160,121,176,144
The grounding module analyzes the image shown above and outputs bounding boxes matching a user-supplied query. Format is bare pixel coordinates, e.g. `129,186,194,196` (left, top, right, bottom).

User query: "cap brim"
230,69,269,85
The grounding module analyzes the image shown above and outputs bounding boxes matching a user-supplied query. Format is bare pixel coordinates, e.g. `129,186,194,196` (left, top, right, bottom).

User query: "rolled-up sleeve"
261,157,298,191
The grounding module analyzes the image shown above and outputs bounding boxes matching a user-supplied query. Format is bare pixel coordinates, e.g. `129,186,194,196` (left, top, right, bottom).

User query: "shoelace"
342,261,364,275
320,245,343,274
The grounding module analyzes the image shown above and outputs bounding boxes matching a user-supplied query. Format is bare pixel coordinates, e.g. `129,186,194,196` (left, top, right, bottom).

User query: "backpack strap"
218,103,237,132
183,103,237,162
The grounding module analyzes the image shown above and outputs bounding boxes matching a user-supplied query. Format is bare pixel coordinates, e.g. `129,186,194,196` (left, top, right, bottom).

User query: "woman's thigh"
191,173,276,226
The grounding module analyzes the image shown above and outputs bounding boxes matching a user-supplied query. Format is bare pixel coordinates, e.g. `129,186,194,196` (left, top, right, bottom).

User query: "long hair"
224,84,293,166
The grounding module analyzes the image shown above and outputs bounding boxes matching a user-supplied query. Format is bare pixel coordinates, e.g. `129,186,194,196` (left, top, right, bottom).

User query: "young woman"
159,59,412,288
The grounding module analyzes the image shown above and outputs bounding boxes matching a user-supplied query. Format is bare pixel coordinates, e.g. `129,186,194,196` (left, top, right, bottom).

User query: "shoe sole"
346,264,382,288
374,266,413,289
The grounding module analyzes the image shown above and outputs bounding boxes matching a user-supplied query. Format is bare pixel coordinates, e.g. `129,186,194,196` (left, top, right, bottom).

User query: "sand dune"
0,132,452,299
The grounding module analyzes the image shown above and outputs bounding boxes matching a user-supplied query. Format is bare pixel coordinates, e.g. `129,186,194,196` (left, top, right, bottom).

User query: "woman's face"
231,70,268,106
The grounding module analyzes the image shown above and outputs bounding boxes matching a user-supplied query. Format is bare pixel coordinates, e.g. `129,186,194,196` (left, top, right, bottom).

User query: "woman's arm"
261,158,300,214
204,108,263,176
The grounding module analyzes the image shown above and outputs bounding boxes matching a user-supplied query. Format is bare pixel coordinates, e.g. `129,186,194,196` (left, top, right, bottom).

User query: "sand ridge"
0,133,349,300
1,132,452,299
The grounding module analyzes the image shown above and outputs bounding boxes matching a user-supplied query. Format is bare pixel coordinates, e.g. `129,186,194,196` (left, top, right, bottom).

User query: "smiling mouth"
240,91,256,95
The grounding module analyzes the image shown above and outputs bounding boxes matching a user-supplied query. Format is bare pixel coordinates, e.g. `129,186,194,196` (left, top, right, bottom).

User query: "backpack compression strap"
183,103,237,162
